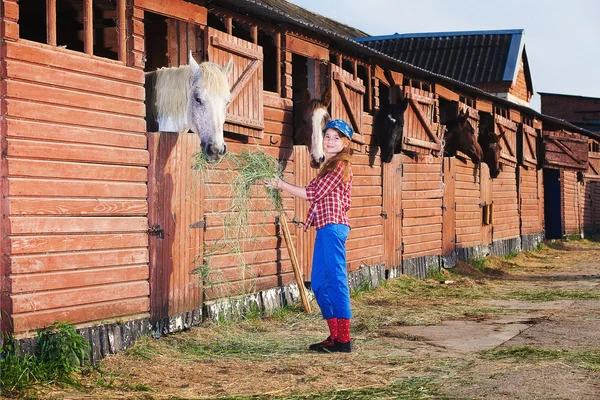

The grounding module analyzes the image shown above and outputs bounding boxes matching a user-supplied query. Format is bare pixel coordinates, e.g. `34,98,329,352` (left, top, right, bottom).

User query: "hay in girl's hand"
229,149,283,213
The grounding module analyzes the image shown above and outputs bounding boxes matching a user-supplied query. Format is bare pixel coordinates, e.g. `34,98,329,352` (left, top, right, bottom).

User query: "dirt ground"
34,240,600,399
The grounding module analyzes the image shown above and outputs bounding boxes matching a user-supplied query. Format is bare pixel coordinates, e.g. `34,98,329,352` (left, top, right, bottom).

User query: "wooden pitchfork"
278,213,312,313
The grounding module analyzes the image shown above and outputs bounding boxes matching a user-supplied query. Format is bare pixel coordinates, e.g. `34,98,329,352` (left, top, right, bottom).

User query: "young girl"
265,119,354,353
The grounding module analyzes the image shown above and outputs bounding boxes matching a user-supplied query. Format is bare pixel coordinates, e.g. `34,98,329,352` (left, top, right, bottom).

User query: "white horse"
145,51,234,162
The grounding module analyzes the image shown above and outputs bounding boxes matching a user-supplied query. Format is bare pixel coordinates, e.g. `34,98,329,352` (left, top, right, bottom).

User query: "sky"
287,0,600,112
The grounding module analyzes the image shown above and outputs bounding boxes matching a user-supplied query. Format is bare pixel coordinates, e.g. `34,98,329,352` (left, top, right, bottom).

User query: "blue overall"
311,224,352,319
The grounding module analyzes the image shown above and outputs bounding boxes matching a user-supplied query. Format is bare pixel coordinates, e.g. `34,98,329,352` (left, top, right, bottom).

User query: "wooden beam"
284,34,329,60
435,84,459,102
275,32,281,96
403,136,441,151
251,26,258,44
46,0,57,46
225,17,233,35
118,0,127,62
83,0,93,55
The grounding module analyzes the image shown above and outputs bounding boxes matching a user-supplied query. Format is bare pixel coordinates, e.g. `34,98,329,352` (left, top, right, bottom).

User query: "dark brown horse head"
444,109,482,164
374,96,409,163
294,88,331,167
478,126,502,179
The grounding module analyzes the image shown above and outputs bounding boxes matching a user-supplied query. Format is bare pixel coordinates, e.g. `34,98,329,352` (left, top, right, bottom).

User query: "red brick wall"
508,59,531,103
541,94,600,123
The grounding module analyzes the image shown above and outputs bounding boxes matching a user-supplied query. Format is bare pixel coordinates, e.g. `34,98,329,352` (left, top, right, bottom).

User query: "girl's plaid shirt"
304,165,352,231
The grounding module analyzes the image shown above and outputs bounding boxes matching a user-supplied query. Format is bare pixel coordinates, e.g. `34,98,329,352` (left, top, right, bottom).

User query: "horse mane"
147,61,230,131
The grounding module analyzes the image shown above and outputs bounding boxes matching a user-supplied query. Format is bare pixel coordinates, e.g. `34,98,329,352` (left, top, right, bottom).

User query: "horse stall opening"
1,1,149,335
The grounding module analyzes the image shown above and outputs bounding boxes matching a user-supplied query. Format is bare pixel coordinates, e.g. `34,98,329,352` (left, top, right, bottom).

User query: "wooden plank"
6,119,146,148
11,248,149,273
12,298,149,333
6,159,147,181
136,0,207,23
6,100,146,134
284,34,328,60
9,233,148,254
5,59,144,100
8,198,147,216
12,281,149,313
7,216,148,234
6,41,143,83
435,84,459,101
7,139,149,165
7,179,147,198
403,136,441,151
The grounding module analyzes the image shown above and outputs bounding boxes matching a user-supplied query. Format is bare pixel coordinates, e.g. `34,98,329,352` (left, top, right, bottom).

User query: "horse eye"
195,97,202,104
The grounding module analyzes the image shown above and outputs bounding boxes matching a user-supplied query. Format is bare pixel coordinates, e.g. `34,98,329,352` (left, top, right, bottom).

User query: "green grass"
211,377,442,399
0,321,91,397
506,289,600,301
466,258,487,270
504,251,519,260
483,346,600,372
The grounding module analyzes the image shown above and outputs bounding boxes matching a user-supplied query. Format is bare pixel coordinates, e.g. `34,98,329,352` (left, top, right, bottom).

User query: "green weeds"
0,321,91,396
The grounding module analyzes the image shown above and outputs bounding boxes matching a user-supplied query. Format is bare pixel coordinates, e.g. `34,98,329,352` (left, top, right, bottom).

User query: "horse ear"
222,57,234,79
188,50,200,73
304,88,312,104
322,88,332,108
465,109,470,119
400,95,409,111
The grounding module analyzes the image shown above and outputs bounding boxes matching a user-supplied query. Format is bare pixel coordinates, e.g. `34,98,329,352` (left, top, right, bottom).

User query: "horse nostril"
220,143,227,155
319,155,325,163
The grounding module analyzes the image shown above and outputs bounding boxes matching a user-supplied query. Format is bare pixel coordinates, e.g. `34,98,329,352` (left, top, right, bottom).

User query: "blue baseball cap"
323,119,353,140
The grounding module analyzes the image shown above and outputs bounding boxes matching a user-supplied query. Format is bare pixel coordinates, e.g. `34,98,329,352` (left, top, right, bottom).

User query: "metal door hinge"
148,225,164,239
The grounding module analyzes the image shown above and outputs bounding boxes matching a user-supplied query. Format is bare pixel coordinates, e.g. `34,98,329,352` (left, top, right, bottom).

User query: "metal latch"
147,225,164,239
190,215,207,231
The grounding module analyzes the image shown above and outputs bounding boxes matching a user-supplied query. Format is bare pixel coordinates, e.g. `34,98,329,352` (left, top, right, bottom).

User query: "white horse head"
146,52,234,162
294,88,331,168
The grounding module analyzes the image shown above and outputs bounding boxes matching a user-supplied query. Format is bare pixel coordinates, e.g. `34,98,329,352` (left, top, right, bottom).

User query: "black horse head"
374,96,409,163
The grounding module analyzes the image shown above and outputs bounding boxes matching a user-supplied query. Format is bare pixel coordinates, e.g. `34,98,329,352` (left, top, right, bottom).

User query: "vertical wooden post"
118,0,127,62
83,0,93,55
275,32,281,97
225,17,233,35
250,26,258,44
46,0,57,46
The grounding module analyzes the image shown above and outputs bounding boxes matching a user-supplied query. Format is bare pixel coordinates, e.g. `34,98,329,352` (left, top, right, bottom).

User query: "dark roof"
205,0,369,39
354,30,530,88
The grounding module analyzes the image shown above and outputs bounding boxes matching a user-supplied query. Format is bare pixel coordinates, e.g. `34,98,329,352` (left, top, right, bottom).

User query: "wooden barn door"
480,163,493,246
293,146,318,281
205,27,264,138
400,85,444,261
329,64,366,146
382,156,403,269
442,157,456,256
148,132,205,322
518,123,542,235
454,106,483,250
492,115,519,242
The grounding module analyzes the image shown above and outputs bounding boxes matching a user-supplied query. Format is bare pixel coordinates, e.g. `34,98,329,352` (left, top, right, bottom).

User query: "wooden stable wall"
1,40,149,334
492,115,520,241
